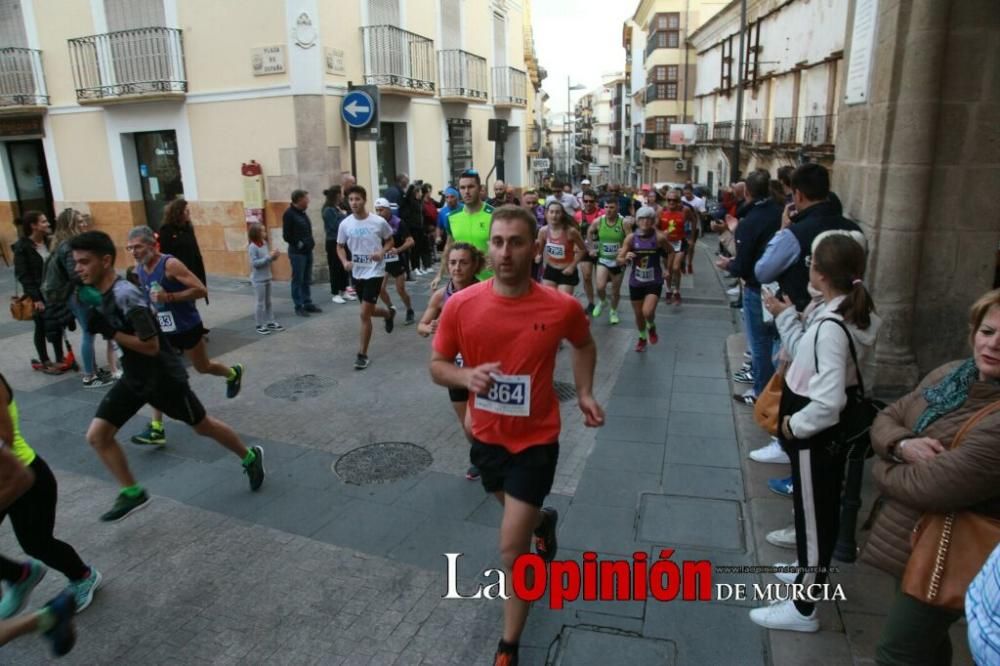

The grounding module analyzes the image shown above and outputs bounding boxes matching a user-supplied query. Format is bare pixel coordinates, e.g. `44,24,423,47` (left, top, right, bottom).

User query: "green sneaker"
243,445,265,491
66,566,102,613
130,423,165,447
592,301,605,318
0,560,47,618
100,489,150,522
226,363,244,399
609,309,620,325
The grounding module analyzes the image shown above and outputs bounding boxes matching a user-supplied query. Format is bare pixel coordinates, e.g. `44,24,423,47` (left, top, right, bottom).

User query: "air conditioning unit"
675,160,687,172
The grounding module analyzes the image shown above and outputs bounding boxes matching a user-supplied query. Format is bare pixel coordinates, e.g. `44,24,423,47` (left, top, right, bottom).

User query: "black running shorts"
95,378,207,429
470,439,559,508
166,324,209,352
596,262,624,276
354,276,385,305
384,260,406,278
629,283,663,301
542,264,580,287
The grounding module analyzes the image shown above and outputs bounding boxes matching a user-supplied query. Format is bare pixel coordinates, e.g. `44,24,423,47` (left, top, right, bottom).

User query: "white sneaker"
344,291,358,301
749,438,790,464
774,561,799,584
727,286,741,296
766,525,797,550
748,600,818,632
332,295,346,304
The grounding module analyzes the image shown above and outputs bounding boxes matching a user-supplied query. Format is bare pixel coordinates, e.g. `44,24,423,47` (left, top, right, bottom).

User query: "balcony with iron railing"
0,48,48,111
68,27,186,103
492,66,527,107
695,123,709,142
361,25,435,95
743,118,764,144
772,117,797,145
437,50,487,103
803,114,834,146
712,121,734,142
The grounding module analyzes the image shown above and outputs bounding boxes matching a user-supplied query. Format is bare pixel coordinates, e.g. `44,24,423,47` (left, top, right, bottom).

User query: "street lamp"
567,77,585,184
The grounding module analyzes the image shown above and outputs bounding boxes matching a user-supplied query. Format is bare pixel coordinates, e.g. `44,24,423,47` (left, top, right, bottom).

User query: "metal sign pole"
348,81,357,178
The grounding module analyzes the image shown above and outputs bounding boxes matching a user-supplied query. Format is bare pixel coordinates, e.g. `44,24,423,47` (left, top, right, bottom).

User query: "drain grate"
334,442,432,485
554,381,577,402
263,374,337,402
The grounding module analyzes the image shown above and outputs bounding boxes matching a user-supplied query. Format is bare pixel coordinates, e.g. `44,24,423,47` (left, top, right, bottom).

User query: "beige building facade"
0,0,535,278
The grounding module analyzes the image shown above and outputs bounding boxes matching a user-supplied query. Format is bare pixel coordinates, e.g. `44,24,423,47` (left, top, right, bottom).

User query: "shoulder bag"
753,361,786,436
9,258,33,321
901,400,1000,611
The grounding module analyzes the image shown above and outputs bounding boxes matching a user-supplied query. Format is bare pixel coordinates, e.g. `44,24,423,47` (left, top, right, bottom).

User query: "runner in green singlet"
588,199,630,325
432,169,494,288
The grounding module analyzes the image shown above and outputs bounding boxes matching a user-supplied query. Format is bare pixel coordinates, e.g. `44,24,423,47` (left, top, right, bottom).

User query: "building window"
665,82,677,100
447,118,472,185
648,12,680,52
644,115,677,150
666,65,678,81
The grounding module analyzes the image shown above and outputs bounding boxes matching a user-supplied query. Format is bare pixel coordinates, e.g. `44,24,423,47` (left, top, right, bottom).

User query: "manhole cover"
264,374,337,401
554,381,576,402
334,442,432,485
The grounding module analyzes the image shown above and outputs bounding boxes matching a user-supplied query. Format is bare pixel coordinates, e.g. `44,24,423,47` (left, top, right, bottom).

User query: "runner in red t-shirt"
657,189,697,305
574,194,604,314
431,205,604,666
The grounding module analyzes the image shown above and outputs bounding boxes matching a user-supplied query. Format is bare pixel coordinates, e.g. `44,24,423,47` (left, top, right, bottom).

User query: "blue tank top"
629,233,664,288
136,254,202,334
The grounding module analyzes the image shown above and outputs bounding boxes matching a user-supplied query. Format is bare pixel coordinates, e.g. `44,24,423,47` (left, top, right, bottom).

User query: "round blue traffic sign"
342,90,375,129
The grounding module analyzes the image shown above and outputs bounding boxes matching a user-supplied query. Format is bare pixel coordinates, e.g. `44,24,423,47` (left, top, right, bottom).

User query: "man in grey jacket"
282,190,321,317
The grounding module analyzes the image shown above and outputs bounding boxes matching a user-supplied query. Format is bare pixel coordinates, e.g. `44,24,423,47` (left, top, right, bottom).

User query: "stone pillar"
834,0,952,391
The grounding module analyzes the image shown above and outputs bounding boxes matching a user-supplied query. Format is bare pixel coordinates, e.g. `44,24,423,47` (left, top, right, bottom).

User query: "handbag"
753,361,786,436
815,319,885,457
901,400,1000,611
9,270,33,321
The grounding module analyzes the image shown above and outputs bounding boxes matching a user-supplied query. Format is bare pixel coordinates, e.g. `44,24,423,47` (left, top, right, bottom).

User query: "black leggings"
410,231,432,270
32,313,63,364
326,240,349,294
0,457,88,582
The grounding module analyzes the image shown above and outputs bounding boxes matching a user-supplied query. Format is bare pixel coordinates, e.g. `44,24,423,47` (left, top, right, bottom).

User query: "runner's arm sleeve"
126,306,159,342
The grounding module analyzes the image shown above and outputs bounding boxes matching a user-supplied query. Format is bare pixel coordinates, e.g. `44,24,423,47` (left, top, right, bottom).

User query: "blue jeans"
742,286,776,397
68,296,95,376
289,252,314,309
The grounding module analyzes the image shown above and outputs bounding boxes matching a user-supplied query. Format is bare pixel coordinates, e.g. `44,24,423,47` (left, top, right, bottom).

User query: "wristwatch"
889,439,908,463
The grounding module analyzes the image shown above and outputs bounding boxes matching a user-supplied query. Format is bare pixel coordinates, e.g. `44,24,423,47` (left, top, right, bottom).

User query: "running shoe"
111,369,123,381
734,389,757,406
766,525,797,550
255,326,271,335
609,309,620,325
40,591,77,657
332,294,346,304
533,507,559,562
130,423,166,447
385,307,395,333
303,304,322,313
354,354,370,370
82,373,114,389
0,560,47,619
635,338,648,353
585,303,595,317
768,475,794,498
405,309,415,326
494,640,519,666
344,291,358,301
748,437,790,464
266,321,285,332
243,446,265,491
465,465,481,481
100,489,150,522
66,567,102,613
648,326,659,345
226,364,244,399
673,292,682,305
732,368,754,384
295,307,310,317
592,300,605,318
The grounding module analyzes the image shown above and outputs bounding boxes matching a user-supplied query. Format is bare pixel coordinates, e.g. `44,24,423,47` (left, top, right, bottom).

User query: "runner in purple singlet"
618,206,672,352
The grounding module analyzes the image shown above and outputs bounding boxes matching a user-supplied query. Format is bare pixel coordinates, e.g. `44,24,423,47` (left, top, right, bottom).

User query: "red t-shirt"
433,280,590,453
659,209,687,242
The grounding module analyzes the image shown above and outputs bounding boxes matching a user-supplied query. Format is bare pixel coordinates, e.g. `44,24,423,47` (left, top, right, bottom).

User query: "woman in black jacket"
157,199,208,302
12,212,64,372
400,185,427,276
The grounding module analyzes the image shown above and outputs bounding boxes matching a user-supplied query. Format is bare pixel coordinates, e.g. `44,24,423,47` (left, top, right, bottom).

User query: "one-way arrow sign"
341,89,376,129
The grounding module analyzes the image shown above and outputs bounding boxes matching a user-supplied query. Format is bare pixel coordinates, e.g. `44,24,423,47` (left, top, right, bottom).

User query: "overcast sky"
532,0,635,118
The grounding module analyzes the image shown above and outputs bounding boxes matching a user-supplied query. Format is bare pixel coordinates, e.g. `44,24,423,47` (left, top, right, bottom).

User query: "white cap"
374,197,391,209
581,179,591,185
636,206,657,219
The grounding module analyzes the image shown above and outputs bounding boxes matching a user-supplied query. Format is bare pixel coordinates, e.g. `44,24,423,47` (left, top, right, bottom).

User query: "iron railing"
773,117,797,144
743,118,764,144
804,114,834,145
492,66,527,106
712,121,734,142
0,48,48,106
437,49,487,101
361,25,435,93
695,123,709,142
68,27,186,102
